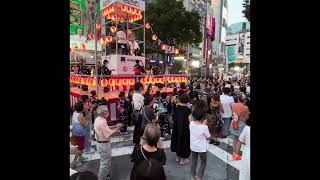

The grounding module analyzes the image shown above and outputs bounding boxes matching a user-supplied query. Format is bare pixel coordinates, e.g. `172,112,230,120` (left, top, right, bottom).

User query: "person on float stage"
133,60,145,75
116,29,128,55
128,34,140,56
102,60,112,76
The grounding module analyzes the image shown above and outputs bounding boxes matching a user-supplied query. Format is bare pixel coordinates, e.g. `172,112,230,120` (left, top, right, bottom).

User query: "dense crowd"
70,75,251,180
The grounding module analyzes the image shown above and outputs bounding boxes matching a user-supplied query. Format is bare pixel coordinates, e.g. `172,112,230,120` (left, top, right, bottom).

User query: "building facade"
211,0,228,74
182,0,214,77
226,30,250,71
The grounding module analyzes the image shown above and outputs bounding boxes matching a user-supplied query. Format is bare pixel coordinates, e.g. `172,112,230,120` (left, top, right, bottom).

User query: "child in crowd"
118,91,128,134
189,109,211,180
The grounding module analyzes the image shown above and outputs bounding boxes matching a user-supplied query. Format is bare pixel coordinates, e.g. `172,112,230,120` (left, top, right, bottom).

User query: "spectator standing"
71,102,91,168
132,82,145,145
220,87,234,138
159,92,170,138
239,118,251,180
94,105,123,180
133,159,166,180
171,94,192,165
80,95,94,154
189,109,211,180
230,95,249,160
118,91,128,134
127,88,134,126
130,125,166,180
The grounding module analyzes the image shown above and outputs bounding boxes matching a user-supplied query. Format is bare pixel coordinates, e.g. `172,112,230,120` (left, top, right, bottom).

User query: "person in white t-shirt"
189,109,211,180
239,118,251,180
220,87,234,138
132,82,145,145
116,30,128,55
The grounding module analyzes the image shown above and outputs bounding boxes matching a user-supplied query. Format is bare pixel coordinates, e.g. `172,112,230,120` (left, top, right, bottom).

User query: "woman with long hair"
208,93,224,145
171,94,192,165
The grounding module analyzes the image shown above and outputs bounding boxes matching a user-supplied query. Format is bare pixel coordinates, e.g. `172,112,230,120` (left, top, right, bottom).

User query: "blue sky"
228,0,247,25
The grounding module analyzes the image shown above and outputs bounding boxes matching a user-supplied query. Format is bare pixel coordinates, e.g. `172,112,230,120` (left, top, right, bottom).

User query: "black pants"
120,111,128,132
191,151,207,179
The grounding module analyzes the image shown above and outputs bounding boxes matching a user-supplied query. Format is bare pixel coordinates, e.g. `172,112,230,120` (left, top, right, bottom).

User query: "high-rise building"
182,0,214,76
227,22,249,35
211,0,228,73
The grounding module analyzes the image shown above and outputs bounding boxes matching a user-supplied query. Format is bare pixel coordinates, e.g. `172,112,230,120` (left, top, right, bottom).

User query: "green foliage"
242,0,250,21
146,0,202,46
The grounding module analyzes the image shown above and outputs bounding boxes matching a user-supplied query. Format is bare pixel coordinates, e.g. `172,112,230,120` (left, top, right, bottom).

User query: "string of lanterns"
70,75,187,87
90,5,180,53
144,20,180,54
70,76,97,87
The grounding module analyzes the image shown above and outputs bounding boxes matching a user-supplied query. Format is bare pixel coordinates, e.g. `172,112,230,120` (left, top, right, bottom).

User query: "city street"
73,127,241,180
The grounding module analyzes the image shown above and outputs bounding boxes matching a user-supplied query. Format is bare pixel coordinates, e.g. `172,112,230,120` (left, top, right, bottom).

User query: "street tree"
146,0,202,46
242,0,250,21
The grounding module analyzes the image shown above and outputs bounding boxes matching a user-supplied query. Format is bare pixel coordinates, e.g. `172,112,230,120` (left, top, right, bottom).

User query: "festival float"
70,0,187,121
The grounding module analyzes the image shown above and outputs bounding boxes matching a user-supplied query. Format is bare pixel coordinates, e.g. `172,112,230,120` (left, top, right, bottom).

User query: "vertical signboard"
227,45,236,62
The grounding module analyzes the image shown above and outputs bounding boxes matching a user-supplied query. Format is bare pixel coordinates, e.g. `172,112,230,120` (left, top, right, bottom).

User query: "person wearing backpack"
132,82,145,145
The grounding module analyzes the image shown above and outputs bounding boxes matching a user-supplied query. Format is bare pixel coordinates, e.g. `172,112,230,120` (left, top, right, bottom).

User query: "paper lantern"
101,78,108,87
109,79,115,86
110,26,117,33
148,77,156,84
110,6,115,13
100,37,106,45
121,5,127,12
92,78,97,87
96,23,101,30
152,34,158,41
137,10,141,15
119,18,125,23
161,44,167,51
145,23,151,29
81,44,86,50
106,14,111,19
111,15,117,21
122,79,128,86
106,36,113,43
132,8,138,15
174,48,179,54
140,78,146,84
127,7,132,14
115,79,122,86
128,79,135,86
88,34,95,40
86,78,90,86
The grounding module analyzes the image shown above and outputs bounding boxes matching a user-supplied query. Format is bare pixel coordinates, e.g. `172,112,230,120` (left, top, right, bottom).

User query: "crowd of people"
70,75,251,180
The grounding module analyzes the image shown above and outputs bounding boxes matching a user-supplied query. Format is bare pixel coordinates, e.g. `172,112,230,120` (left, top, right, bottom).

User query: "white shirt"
220,94,234,118
116,30,127,44
246,86,250,94
129,41,140,50
240,126,250,148
132,92,144,111
189,121,211,153
94,116,113,141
